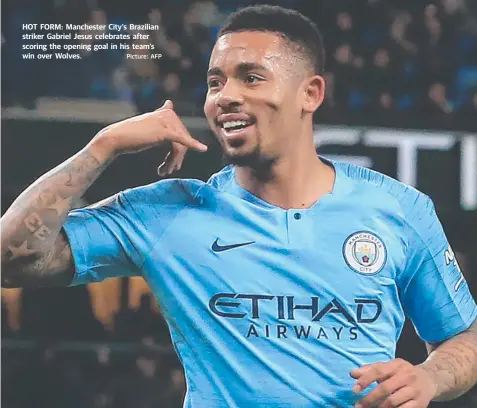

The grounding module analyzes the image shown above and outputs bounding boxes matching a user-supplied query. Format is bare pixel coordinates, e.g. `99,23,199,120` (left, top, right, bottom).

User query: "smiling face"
204,31,324,167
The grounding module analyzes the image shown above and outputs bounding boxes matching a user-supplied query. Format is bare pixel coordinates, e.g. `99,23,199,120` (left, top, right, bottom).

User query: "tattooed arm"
1,101,207,288
0,144,113,287
419,318,477,401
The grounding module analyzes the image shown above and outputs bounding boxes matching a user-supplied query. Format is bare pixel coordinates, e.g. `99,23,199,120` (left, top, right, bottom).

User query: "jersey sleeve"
63,191,147,286
397,194,477,343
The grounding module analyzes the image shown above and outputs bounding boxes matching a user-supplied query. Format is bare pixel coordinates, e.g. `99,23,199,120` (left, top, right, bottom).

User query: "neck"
234,138,335,210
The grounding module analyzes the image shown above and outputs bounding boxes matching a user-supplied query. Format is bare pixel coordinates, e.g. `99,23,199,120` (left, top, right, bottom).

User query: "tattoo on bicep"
33,225,51,240
24,213,43,232
46,245,71,271
7,240,39,260
23,212,51,240
46,194,73,215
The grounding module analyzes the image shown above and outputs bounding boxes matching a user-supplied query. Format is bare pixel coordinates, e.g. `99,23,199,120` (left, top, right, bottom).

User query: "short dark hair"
218,5,325,75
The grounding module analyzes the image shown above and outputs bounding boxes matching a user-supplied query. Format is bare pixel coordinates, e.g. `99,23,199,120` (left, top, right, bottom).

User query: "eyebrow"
207,62,269,77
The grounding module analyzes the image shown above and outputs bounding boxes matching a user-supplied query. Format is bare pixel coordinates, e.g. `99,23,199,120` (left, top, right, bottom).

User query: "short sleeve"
397,195,477,343
63,192,145,286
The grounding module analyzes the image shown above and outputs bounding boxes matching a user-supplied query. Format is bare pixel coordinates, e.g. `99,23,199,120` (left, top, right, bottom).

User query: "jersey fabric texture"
63,159,477,407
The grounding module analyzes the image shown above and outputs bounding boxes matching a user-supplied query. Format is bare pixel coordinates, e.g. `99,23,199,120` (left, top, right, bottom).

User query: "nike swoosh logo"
211,239,255,252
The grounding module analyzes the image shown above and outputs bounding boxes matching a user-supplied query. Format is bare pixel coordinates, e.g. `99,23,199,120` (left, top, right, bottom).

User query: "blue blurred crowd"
2,0,477,121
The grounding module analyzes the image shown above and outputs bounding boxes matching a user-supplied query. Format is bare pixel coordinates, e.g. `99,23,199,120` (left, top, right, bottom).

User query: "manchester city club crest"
343,231,387,275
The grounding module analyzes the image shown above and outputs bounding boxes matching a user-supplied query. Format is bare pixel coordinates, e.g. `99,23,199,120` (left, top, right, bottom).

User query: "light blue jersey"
63,159,477,407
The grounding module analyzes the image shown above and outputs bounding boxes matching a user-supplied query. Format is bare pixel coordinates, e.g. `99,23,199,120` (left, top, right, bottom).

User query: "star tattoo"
47,194,73,215
8,241,39,260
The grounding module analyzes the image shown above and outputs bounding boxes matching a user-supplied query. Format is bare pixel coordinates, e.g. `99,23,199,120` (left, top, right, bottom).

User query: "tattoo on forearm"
2,148,107,276
424,322,477,401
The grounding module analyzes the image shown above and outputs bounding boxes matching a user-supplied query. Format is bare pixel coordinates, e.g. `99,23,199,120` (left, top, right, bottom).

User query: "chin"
221,146,276,169
220,143,256,165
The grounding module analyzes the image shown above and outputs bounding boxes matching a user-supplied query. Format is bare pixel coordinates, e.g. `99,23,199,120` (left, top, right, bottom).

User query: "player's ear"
302,75,325,114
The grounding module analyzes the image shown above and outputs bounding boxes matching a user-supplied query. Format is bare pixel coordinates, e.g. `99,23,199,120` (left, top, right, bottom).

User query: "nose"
215,80,244,109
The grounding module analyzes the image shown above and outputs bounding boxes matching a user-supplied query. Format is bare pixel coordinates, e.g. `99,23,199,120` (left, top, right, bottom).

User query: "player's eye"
207,78,221,89
244,75,262,84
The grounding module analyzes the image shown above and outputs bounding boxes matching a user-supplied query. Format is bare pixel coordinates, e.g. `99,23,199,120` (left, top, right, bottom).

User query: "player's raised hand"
350,358,437,408
156,100,191,177
90,100,207,170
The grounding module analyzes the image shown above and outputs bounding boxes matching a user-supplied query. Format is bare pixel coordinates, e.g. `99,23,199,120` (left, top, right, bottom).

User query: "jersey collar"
222,156,353,210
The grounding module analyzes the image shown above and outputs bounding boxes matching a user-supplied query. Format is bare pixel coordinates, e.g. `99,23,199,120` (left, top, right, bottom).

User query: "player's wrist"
87,131,120,164
417,363,440,400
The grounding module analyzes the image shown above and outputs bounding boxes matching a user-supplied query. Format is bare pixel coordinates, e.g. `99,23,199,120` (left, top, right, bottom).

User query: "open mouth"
220,120,254,133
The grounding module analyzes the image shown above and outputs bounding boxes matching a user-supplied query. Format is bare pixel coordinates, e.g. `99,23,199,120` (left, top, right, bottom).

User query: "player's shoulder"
334,160,435,219
117,167,234,207
118,178,205,208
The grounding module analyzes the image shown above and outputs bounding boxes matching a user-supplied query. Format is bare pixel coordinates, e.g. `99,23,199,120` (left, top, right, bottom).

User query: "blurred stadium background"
1,0,477,407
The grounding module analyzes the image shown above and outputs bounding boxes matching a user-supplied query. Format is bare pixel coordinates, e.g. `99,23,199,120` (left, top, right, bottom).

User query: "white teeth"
222,120,248,129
